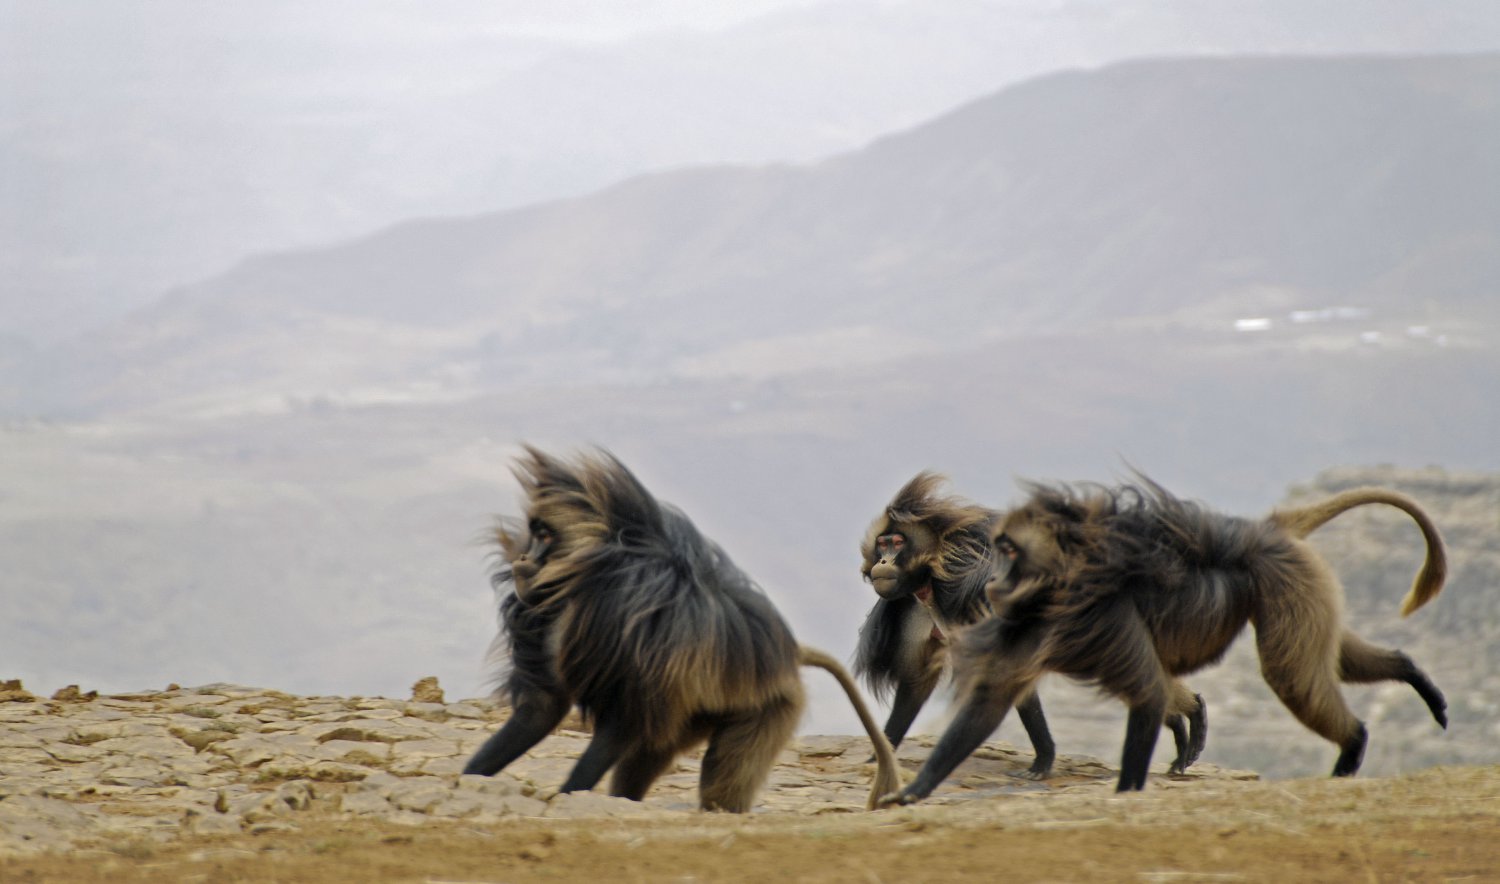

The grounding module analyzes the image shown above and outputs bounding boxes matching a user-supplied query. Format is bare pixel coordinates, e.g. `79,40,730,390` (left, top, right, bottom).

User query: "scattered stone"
339,790,392,815
0,679,37,703
275,780,316,811
43,742,104,764
389,783,451,813
175,729,235,752
456,773,522,796
544,791,657,818
164,693,232,711
315,723,411,744
794,735,853,759
184,809,243,836
410,676,445,704
403,702,448,722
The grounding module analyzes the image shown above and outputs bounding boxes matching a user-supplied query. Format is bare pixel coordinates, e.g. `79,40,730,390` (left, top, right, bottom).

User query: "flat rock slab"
0,682,1252,856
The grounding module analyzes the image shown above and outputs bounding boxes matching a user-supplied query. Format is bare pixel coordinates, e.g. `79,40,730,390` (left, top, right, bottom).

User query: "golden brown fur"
855,472,1206,779
858,471,994,591
1270,487,1447,616
884,477,1449,802
468,446,899,811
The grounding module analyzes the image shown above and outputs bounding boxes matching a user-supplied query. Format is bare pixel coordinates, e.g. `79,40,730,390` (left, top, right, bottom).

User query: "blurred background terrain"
3,1,1497,779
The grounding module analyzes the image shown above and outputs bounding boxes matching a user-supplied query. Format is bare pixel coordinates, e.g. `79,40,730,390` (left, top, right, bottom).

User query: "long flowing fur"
479,446,900,811
495,448,798,746
853,597,931,703
855,472,994,698
967,480,1272,699
917,475,1448,799
858,471,996,604
855,472,1204,780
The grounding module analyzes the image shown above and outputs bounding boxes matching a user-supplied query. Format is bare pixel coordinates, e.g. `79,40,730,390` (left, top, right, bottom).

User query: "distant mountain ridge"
8,52,1499,418
14,0,1497,343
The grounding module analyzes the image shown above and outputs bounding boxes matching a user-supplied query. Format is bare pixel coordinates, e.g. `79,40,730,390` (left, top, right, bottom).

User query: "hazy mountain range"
6,0,1499,340
9,52,1498,419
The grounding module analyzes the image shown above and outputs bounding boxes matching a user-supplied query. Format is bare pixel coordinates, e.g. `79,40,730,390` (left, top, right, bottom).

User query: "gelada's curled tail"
797,645,903,809
1270,487,1447,617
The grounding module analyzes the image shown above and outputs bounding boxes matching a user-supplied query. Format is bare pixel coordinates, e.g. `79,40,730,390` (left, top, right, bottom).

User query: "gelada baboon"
463,446,901,812
856,472,1206,779
882,479,1448,803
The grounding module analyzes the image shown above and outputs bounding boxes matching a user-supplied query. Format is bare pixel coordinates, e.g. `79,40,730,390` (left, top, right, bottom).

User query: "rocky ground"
3,678,1497,882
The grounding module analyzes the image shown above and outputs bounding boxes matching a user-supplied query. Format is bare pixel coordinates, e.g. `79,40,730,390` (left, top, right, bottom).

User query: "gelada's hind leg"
698,697,801,812
559,719,630,794
1257,613,1367,777
1164,713,1191,775
609,741,682,802
1339,630,1447,728
1165,681,1207,775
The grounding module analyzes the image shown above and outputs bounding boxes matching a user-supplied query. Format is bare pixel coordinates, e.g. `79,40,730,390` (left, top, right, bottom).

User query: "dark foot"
1165,713,1190,775
1169,694,1209,774
1186,694,1208,766
1024,749,1055,781
1409,672,1447,729
1332,722,1368,777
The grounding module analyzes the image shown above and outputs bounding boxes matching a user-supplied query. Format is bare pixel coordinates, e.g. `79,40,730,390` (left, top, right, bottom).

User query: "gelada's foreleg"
462,690,570,776
883,678,1020,805
1014,689,1055,779
1117,697,1167,792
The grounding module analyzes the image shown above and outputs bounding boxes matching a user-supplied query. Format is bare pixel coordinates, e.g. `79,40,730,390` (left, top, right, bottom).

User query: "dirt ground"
5,764,1496,883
